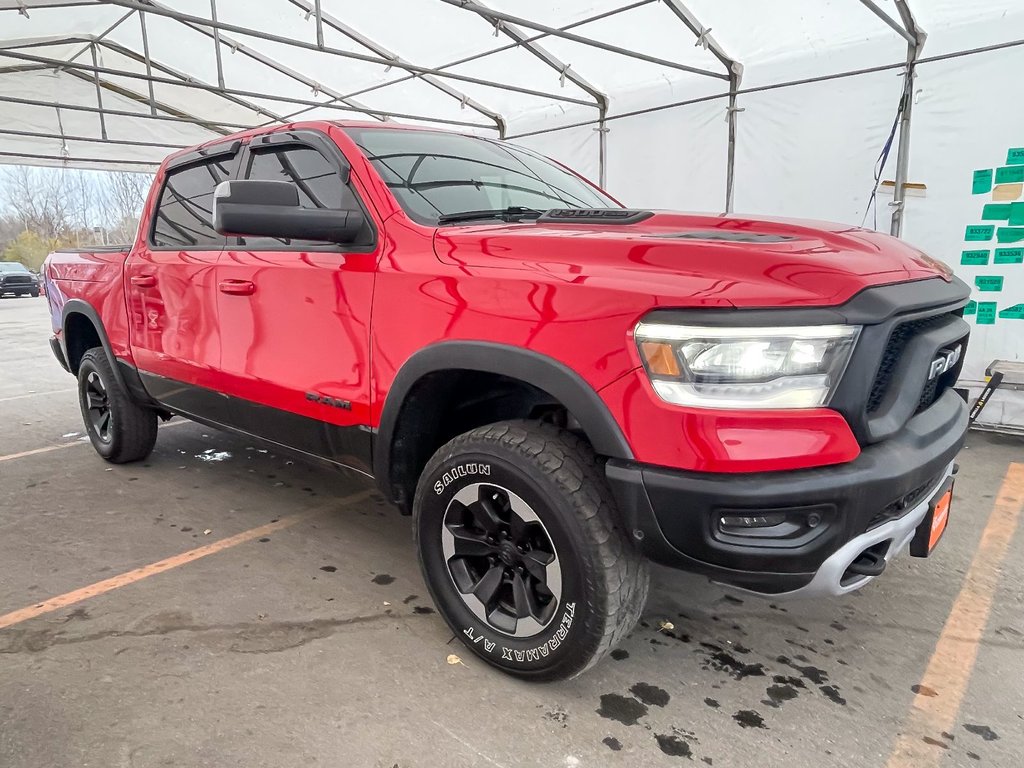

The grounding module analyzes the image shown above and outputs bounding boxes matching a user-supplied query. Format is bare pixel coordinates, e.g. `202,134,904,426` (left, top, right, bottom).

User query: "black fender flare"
373,341,634,493
61,299,153,405
61,299,122,381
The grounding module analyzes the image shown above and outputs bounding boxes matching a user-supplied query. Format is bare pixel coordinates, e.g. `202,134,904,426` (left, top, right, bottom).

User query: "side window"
151,157,233,248
239,146,368,248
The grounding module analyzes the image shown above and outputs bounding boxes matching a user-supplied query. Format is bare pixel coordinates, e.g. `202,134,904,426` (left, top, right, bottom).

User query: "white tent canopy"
2,0,1024,428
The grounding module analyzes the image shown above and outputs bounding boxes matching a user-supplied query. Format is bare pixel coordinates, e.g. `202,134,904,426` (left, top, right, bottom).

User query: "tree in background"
0,166,152,268
2,230,56,271
101,171,151,244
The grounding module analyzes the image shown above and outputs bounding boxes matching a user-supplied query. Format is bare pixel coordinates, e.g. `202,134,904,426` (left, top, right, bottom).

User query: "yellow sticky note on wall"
992,183,1023,201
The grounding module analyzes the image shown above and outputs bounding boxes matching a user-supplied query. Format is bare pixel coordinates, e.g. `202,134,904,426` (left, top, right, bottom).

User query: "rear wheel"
414,421,649,681
77,348,158,463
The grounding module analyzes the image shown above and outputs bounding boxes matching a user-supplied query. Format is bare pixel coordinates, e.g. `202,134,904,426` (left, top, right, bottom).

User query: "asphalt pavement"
1,296,1021,767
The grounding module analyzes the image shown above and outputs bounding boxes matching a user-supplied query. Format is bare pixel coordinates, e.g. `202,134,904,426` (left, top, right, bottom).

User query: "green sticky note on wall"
994,247,1024,264
975,276,1004,291
977,302,997,324
985,204,1014,220
1000,303,1024,319
973,169,993,194
996,166,1024,184
966,224,995,241
964,300,977,315
997,227,1024,243
1007,148,1024,166
983,203,1012,220
1010,202,1024,225
960,249,990,265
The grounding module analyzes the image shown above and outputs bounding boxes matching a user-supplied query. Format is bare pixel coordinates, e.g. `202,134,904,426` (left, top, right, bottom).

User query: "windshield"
0,262,30,273
344,127,619,225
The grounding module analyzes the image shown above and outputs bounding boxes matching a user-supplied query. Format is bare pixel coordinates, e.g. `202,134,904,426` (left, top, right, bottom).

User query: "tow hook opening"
841,540,890,585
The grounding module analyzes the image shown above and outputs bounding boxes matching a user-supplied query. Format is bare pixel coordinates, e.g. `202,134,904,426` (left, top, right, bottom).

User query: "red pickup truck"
44,121,970,680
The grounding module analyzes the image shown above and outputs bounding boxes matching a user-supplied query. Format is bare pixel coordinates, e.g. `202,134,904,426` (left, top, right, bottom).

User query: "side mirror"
212,180,365,244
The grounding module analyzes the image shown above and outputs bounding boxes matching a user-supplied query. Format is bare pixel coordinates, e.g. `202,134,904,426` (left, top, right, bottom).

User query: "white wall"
507,17,1024,430
900,43,1024,428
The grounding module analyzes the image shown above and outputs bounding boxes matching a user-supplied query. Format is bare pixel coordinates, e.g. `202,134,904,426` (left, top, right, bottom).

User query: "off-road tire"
414,420,649,681
77,348,158,463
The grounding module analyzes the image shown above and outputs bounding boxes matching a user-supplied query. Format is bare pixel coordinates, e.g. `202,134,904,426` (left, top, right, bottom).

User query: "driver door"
215,131,379,472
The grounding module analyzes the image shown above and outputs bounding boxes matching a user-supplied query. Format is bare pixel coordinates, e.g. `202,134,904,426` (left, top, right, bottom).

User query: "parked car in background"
43,121,970,680
0,261,40,297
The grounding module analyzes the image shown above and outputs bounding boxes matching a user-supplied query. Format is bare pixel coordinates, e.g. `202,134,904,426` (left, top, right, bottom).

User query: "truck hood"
432,211,953,308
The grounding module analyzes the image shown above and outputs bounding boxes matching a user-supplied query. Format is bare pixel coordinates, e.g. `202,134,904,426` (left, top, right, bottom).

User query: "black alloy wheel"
84,370,113,443
442,482,562,638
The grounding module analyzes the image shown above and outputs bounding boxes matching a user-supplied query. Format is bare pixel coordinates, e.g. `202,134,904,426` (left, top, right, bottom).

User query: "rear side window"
238,146,370,248
151,157,234,248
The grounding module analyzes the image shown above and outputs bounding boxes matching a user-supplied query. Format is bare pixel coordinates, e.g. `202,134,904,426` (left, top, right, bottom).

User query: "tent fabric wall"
901,43,1024,430
2,0,1023,428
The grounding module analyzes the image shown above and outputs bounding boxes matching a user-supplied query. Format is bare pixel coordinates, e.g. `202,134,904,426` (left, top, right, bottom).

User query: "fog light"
720,513,787,529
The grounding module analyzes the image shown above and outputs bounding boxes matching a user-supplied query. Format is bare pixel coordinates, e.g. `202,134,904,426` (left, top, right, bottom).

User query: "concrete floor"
1,296,1022,768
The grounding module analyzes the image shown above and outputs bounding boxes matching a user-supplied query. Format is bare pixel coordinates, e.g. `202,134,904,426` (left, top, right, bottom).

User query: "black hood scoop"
537,208,654,225
644,230,798,243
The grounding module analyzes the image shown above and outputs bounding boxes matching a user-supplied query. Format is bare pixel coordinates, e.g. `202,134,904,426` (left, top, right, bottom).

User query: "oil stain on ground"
629,682,670,708
705,648,765,680
964,724,1000,741
372,574,395,585
732,710,766,729
602,736,622,751
820,685,847,705
763,683,800,708
776,655,829,685
596,693,648,726
655,733,692,758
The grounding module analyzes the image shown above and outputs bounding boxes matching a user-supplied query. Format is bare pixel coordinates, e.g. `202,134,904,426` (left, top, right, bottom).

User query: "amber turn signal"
640,341,681,377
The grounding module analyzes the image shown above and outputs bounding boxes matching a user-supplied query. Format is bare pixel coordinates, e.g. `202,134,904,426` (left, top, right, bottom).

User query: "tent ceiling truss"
0,0,925,226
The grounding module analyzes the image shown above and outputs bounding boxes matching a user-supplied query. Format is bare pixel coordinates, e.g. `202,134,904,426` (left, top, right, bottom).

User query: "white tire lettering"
435,463,494,494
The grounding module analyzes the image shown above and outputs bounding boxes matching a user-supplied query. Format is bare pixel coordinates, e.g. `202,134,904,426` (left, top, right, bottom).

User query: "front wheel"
77,348,158,463
414,421,649,681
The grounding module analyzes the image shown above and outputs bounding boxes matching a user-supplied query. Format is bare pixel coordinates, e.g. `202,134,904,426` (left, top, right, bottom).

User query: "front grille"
916,377,939,414
866,314,955,414
1,275,32,285
866,474,939,530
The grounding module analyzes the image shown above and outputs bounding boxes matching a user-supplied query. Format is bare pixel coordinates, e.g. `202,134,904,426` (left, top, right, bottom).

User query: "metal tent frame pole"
889,0,926,238
287,0,506,136
270,1,650,128
661,0,743,212
98,0,597,109
857,0,925,237
442,0,728,80
0,93,247,131
99,38,290,125
0,48,499,130
461,1,609,183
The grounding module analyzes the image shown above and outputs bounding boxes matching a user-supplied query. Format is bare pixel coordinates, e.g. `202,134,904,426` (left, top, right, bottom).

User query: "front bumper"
606,389,967,596
0,282,39,295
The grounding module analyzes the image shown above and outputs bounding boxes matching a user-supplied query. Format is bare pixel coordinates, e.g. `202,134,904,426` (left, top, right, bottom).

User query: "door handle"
219,279,256,296
130,274,157,288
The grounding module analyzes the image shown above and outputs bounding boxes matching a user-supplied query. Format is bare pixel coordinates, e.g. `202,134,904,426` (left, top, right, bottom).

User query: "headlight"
634,323,860,409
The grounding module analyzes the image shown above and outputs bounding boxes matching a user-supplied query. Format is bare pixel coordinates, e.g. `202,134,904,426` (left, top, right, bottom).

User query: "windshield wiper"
436,206,545,225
